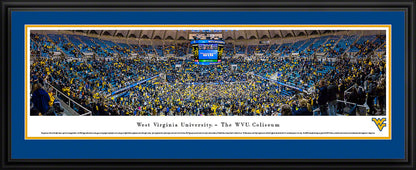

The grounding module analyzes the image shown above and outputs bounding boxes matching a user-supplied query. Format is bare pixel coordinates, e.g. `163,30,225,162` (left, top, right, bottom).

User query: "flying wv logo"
372,118,386,131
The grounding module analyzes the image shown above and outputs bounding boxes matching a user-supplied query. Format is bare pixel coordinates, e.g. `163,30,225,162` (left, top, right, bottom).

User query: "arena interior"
29,29,387,116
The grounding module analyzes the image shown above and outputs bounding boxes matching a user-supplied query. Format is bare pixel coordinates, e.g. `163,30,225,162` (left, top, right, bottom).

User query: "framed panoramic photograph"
1,0,415,169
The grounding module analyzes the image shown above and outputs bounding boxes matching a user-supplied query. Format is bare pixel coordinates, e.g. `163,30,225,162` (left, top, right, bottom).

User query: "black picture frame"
1,0,414,169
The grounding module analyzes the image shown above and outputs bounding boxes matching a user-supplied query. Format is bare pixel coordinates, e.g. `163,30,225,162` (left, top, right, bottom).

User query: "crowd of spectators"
29,33,387,116
31,33,386,60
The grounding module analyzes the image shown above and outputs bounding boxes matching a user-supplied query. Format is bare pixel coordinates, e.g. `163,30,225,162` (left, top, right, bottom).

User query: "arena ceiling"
73,30,342,40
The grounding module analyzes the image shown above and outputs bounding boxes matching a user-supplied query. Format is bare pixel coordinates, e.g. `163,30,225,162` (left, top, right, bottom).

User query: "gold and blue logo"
372,118,386,131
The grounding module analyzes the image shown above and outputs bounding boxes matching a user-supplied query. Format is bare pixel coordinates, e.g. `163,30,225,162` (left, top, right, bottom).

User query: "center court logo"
372,118,386,131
